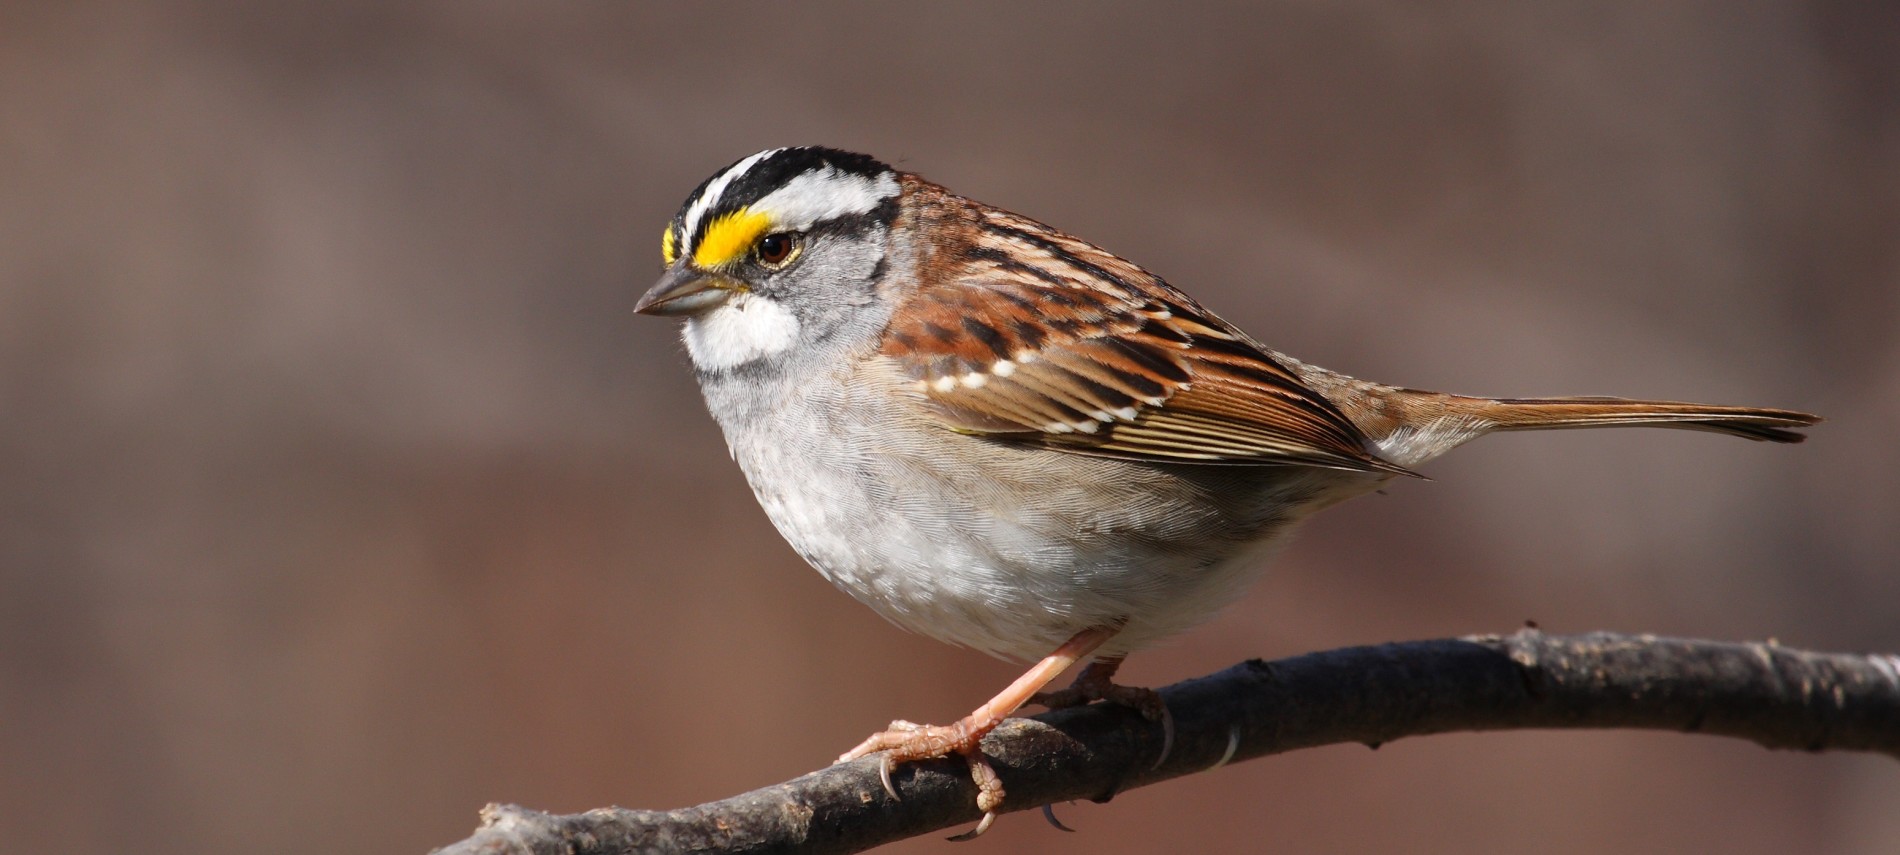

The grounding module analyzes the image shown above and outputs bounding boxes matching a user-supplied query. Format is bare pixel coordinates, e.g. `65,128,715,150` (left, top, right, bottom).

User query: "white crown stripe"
680,147,783,255
751,167,901,232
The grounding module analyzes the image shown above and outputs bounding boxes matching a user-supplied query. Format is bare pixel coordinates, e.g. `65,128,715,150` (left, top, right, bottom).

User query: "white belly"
708,376,1385,662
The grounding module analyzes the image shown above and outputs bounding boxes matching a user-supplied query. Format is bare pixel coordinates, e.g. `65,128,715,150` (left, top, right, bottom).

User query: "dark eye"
756,232,798,266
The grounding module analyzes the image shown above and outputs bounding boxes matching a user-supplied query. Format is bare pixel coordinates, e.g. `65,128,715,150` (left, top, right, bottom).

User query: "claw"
1042,802,1078,832
1151,700,1175,769
877,754,898,800
1209,723,1241,771
949,749,1005,841
941,749,1004,840
947,810,997,841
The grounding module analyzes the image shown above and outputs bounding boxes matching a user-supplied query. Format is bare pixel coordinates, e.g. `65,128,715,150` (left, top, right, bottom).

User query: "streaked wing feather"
879,194,1409,474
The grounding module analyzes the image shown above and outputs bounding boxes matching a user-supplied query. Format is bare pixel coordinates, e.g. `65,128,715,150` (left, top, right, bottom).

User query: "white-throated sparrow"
636,147,1818,832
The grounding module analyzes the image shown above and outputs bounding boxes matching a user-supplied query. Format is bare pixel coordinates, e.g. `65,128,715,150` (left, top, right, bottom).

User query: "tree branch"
432,630,1900,855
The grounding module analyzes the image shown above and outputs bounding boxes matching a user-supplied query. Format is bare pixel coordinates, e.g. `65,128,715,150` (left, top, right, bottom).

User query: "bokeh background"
4,2,1896,853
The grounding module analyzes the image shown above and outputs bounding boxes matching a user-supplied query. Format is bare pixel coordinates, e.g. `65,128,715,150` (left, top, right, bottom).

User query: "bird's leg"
1030,656,1153,713
838,626,1116,836
1031,655,1174,766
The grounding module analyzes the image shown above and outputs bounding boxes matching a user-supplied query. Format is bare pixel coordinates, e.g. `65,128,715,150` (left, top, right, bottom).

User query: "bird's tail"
1352,390,1821,469
1466,396,1819,443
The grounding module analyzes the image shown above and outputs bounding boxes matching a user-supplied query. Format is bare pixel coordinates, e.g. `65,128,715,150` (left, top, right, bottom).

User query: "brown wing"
878,191,1411,475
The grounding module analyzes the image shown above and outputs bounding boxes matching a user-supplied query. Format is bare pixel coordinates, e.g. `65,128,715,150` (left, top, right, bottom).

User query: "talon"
1042,802,1077,832
878,754,898,800
1152,700,1175,769
947,810,997,841
1209,723,1241,771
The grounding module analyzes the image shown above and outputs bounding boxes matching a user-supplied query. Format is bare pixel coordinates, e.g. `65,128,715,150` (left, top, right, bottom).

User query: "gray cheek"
763,239,892,335
782,230,888,299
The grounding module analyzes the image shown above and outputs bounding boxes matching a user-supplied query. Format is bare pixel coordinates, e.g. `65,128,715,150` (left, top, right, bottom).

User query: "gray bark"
432,630,1900,855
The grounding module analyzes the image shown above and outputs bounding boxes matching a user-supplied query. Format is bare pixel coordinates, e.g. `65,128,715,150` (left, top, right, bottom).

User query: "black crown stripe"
681,148,895,252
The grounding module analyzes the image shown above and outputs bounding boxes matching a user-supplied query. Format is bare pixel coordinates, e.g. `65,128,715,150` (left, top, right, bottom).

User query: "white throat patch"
683,293,802,371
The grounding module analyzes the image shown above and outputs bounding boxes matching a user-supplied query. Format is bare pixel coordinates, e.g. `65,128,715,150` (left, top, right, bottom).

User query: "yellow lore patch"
693,208,772,268
661,225,678,266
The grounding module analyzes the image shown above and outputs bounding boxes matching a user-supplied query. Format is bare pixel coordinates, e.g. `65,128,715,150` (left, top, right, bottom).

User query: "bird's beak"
635,266,739,316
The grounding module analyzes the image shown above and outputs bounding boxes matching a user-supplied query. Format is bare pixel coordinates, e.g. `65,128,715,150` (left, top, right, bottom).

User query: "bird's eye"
756,232,799,267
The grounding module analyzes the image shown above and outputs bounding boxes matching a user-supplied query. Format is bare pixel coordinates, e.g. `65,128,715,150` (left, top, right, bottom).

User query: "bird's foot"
836,626,1121,840
840,717,1005,839
1030,658,1174,767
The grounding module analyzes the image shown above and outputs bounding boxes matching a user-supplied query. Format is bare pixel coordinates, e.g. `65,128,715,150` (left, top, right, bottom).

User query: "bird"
634,146,1819,834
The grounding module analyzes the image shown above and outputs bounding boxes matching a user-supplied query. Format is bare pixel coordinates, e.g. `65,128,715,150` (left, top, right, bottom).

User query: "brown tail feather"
1472,396,1820,443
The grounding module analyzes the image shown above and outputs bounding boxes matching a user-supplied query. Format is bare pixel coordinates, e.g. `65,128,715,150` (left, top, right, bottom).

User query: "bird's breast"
698,369,1382,660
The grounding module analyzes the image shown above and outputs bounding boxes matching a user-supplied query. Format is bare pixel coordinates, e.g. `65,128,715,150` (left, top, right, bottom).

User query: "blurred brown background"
3,2,1896,853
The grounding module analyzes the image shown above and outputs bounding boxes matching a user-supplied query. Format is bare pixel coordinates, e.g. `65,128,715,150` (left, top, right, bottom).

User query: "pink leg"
838,626,1117,836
